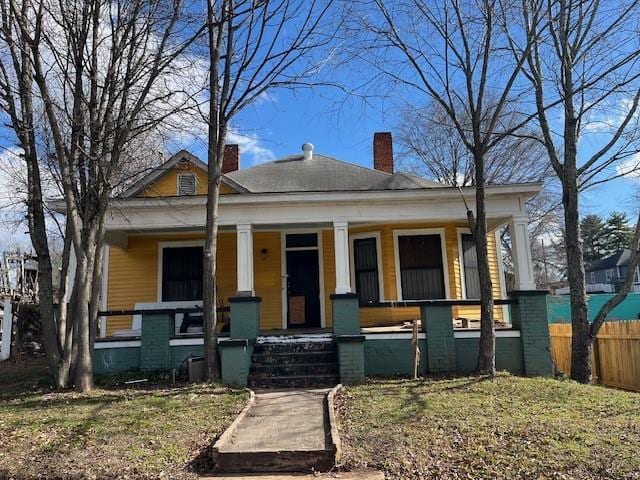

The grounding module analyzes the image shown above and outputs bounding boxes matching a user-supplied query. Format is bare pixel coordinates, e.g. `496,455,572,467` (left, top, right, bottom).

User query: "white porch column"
510,214,536,290
236,223,254,295
333,221,352,294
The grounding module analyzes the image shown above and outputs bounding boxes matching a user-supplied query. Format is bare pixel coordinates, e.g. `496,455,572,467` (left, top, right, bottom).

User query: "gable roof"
586,249,632,272
121,149,248,198
226,154,445,193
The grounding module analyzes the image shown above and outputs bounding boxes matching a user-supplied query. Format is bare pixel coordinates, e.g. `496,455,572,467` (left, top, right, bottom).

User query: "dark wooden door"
286,250,321,328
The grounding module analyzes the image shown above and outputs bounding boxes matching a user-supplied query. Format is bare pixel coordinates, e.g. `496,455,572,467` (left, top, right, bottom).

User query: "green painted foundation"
364,338,427,376
337,335,365,384
140,314,173,371
170,345,204,371
230,297,261,340
511,291,553,376
94,347,140,375
219,339,252,387
455,337,523,374
422,305,456,373
332,294,360,336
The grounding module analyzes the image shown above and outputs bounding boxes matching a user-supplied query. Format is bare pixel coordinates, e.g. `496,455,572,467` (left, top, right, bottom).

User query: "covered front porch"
99,184,539,338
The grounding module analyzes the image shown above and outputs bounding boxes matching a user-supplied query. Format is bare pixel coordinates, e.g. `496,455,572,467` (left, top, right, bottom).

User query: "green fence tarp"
547,293,640,323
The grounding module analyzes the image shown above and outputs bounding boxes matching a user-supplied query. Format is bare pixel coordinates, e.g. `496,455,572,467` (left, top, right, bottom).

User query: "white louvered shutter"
177,173,196,196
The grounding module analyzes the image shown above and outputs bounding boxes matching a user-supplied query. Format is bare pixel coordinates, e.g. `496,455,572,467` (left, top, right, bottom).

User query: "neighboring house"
584,249,640,294
0,251,38,298
56,132,550,385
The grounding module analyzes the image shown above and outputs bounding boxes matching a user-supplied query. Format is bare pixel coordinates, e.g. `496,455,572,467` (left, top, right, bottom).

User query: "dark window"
162,246,203,301
461,233,481,299
286,233,318,248
398,234,445,300
353,237,380,305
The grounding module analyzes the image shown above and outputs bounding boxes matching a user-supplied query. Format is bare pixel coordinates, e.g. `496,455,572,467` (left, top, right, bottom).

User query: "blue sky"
1,78,638,249
184,86,639,219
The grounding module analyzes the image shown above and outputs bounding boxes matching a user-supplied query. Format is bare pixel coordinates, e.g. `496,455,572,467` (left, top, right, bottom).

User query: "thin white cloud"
227,131,276,166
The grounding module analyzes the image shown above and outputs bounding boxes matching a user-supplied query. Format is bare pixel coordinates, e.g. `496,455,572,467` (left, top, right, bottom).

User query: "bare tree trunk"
563,177,591,383
89,218,106,349
202,0,225,382
473,150,495,375
71,222,100,392
203,169,222,381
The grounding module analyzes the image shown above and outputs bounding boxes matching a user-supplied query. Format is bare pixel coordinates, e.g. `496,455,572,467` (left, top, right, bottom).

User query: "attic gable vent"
177,172,197,196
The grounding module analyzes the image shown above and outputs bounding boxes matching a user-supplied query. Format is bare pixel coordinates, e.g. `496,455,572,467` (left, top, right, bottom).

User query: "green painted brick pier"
94,291,554,383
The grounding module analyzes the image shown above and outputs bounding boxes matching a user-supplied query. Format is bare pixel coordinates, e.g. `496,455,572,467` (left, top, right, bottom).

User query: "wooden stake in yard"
412,318,420,379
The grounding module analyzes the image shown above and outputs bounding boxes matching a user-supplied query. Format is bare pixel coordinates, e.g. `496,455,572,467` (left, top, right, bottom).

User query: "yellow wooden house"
97,132,539,339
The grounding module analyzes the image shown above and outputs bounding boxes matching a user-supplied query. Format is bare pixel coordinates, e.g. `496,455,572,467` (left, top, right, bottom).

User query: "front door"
286,249,321,328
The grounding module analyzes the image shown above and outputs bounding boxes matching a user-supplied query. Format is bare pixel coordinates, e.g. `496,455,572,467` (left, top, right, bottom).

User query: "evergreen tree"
604,212,635,256
580,214,607,262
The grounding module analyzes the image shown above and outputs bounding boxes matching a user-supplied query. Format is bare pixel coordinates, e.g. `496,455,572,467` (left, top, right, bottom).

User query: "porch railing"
97,306,230,339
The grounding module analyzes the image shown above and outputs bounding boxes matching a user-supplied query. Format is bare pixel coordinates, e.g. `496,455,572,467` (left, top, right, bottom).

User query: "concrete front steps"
248,337,339,389
212,389,338,474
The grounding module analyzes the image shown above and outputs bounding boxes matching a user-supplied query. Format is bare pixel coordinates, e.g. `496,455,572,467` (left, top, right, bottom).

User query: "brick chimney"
373,132,393,174
222,144,239,173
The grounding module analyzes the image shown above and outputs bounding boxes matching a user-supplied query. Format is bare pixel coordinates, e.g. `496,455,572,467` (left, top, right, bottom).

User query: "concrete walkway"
213,389,336,473
226,389,329,452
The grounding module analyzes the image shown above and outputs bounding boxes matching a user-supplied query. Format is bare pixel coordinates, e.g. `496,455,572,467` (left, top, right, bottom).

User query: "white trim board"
364,333,426,340
101,188,535,233
169,337,204,346
157,240,205,303
349,231,385,302
454,330,521,339
280,229,326,329
392,228,451,301
456,227,473,300
94,340,141,349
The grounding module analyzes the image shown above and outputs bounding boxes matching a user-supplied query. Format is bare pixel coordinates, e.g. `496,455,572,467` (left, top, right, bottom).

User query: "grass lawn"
336,374,640,480
0,356,248,479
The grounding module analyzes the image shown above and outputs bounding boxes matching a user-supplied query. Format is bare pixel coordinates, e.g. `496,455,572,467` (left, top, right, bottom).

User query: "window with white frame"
177,172,197,196
396,233,446,300
590,272,595,283
161,246,203,301
353,237,380,305
605,269,613,282
460,233,481,299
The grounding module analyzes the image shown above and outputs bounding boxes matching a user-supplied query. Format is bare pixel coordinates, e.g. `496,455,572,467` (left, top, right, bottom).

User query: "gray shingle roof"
586,249,632,272
226,154,444,193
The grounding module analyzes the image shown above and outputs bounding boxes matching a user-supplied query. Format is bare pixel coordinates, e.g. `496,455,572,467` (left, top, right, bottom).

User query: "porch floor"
258,328,332,337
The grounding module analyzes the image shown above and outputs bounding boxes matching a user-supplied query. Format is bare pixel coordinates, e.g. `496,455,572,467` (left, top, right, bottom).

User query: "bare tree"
202,0,339,380
0,0,202,391
398,101,562,289
398,102,551,186
353,0,542,374
521,0,640,383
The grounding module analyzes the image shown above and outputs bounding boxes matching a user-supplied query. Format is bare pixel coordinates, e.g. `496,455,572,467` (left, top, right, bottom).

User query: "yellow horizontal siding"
322,230,336,328
139,162,236,197
105,223,505,335
346,222,504,327
106,233,237,335
254,232,282,330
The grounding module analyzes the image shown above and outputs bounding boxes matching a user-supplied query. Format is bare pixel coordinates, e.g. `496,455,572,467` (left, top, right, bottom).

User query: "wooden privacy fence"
549,321,640,391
